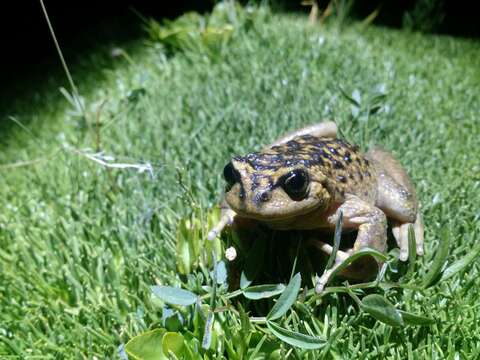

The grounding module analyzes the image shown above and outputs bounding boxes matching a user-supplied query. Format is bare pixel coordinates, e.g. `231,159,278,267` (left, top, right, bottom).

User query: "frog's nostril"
258,191,271,203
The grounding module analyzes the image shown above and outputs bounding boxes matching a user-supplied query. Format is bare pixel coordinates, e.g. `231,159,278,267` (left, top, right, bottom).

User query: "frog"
208,122,424,293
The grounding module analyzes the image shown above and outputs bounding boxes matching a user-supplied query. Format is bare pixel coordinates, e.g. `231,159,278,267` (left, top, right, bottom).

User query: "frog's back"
264,135,377,203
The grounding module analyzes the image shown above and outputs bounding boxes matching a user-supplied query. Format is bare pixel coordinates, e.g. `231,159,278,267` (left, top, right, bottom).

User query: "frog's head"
222,147,332,221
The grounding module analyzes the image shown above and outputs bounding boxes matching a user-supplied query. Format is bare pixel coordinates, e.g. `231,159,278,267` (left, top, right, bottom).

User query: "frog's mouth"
227,196,325,222
232,204,332,231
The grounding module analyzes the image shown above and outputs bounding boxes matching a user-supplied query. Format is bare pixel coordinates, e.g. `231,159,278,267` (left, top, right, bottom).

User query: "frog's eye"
282,169,309,200
223,162,240,191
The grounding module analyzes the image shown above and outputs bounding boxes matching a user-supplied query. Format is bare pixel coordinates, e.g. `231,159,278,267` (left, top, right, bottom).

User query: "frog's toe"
414,212,424,256
392,222,410,261
392,214,424,261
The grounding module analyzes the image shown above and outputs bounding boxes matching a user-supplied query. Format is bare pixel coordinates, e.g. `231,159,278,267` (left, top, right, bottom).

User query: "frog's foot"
207,208,236,240
314,197,387,293
331,197,388,254
392,212,424,261
268,121,337,147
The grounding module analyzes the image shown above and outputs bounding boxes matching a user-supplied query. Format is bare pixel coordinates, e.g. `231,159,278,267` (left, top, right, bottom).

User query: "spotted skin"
209,122,424,292
236,136,376,203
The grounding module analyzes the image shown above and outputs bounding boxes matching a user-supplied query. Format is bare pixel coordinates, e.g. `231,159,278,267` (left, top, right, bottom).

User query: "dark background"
1,1,478,101
1,1,213,93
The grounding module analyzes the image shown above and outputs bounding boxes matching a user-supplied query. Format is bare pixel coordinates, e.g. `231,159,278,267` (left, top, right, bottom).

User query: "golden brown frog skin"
208,122,424,292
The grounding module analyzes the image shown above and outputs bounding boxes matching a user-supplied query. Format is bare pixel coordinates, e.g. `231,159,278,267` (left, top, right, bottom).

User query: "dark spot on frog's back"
319,148,333,161
301,159,315,168
233,155,246,163
311,152,325,166
246,152,260,162
250,162,277,171
286,140,300,150
344,151,352,163
333,160,345,169
300,134,315,141
268,153,284,162
310,140,327,150
328,146,339,156
285,159,300,167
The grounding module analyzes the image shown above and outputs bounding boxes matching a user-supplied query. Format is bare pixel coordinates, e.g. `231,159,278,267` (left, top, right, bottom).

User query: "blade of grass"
325,211,343,270
439,243,480,282
406,224,417,279
422,229,450,288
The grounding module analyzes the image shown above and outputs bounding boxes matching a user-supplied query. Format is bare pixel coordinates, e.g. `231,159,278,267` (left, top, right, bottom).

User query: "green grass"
1,5,480,358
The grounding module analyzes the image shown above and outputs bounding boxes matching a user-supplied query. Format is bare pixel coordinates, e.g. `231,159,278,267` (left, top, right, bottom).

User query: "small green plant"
124,208,479,359
145,1,270,60
305,0,355,30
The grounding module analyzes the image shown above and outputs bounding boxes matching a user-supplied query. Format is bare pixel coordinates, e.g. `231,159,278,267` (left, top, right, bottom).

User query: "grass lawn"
1,5,480,358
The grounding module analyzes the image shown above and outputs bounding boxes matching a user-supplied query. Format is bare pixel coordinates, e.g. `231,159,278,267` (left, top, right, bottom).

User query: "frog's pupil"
282,169,309,200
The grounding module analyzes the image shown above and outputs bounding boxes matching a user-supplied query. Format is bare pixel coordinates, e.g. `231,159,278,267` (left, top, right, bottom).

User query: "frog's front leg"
315,196,387,293
379,170,424,260
208,202,236,240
